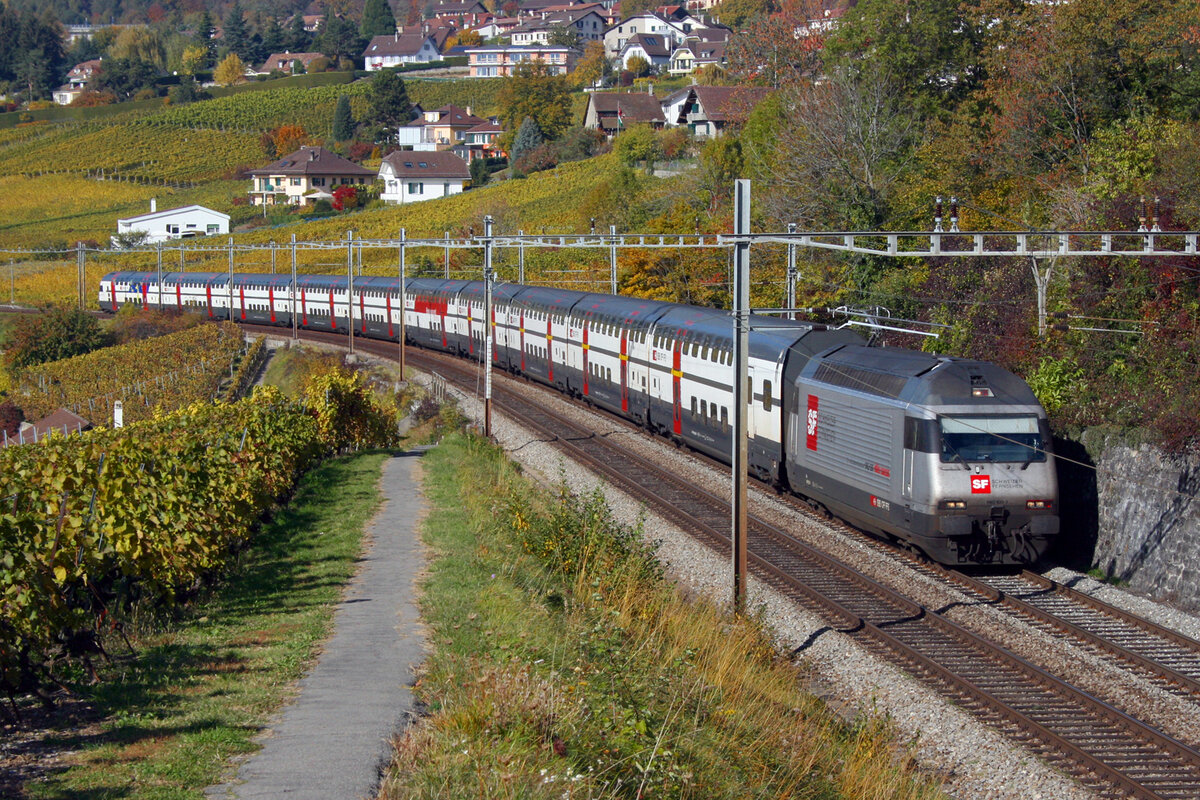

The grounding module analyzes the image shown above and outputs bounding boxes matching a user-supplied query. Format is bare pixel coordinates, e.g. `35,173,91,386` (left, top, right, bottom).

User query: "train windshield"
939,415,1045,463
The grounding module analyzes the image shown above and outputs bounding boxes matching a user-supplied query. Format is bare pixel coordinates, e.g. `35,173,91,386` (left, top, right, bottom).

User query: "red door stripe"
582,324,589,396
239,286,246,321
620,330,628,412
519,312,525,372
206,282,213,318
176,283,181,310
269,286,276,322
548,316,554,383
360,293,366,334
301,288,307,327
329,289,336,330
386,293,394,338
672,340,682,435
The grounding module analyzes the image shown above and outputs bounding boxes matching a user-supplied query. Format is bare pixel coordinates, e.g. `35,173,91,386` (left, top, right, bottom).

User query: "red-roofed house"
362,32,441,70
258,51,325,74
248,146,375,206
378,151,471,204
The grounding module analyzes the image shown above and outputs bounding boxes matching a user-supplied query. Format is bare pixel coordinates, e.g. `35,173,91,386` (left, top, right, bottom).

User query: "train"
99,270,1059,565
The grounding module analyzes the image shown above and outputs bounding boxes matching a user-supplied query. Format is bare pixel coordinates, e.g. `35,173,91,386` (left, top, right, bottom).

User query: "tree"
271,124,310,156
470,156,490,186
180,45,208,75
222,0,252,61
317,14,361,64
756,67,921,229
4,307,110,372
332,93,355,140
214,52,248,86
711,0,772,30
364,69,411,141
194,9,216,68
497,61,573,142
613,122,662,171
259,16,285,59
96,57,159,99
361,0,397,38
332,184,358,210
285,13,311,52
168,76,208,105
725,0,825,87
110,25,166,69
625,54,651,78
511,116,544,166
547,25,579,48
571,40,610,88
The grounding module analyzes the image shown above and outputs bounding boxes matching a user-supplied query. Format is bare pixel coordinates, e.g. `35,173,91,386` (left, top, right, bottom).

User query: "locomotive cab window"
939,415,1044,463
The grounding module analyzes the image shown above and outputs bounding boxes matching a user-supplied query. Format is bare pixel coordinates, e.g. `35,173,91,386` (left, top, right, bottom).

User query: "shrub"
4,306,111,372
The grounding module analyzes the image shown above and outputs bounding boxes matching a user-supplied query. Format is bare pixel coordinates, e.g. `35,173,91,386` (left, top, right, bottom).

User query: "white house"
378,151,471,204
114,201,229,245
603,12,698,59
362,32,442,71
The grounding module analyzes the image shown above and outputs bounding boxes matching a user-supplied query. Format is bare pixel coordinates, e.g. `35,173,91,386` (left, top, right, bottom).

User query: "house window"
290,177,301,186
313,177,324,186
167,224,179,234
408,182,423,193
207,224,219,234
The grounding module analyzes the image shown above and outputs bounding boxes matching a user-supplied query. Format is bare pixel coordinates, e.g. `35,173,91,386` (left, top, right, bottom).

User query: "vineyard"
12,321,246,423
0,369,398,700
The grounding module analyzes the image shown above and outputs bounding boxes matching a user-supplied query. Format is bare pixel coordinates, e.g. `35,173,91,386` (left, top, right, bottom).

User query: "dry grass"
380,432,948,799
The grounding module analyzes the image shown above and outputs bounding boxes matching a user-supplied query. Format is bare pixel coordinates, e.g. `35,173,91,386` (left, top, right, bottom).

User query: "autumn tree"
725,0,825,87
497,61,573,142
267,124,310,157
109,25,167,70
625,54,650,78
571,40,610,88
4,307,110,372
214,52,248,86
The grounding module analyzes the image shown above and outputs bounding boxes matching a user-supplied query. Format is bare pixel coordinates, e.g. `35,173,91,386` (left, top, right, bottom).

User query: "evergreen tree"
332,93,355,140
511,116,544,164
194,9,216,68
470,156,490,186
317,14,361,64
285,13,311,52
222,0,251,61
260,16,285,58
364,68,411,141
361,0,397,39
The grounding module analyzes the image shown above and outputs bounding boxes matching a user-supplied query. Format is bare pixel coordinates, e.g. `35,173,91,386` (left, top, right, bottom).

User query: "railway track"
249,326,1200,798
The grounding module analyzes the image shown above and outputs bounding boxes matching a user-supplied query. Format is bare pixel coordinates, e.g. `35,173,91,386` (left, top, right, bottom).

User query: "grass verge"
382,432,948,799
17,450,389,800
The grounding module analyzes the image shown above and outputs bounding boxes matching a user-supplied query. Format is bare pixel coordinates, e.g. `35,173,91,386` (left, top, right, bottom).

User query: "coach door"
620,329,628,412
672,338,682,434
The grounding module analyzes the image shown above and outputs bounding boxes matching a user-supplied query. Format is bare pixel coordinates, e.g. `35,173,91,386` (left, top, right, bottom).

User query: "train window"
701,400,708,419
721,407,728,433
763,380,772,411
606,367,612,382
690,397,697,418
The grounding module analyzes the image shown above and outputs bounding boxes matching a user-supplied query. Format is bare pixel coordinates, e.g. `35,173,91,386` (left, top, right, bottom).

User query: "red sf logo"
806,395,819,451
971,475,992,494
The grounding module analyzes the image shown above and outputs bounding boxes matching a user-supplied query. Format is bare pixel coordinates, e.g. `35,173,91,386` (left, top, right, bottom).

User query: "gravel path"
438,372,1109,800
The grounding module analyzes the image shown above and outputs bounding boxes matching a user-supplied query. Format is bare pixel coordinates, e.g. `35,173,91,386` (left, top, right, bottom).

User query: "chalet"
509,8,606,45
247,146,375,207
453,117,506,161
466,44,580,77
618,33,671,71
583,91,665,136
396,104,487,150
662,85,771,137
258,52,325,74
667,29,730,75
603,11,699,59
378,151,471,204
432,0,490,27
362,32,441,70
115,201,229,244
53,58,102,105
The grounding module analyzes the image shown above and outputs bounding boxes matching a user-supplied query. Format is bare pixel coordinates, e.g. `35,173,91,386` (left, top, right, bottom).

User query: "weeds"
382,432,946,800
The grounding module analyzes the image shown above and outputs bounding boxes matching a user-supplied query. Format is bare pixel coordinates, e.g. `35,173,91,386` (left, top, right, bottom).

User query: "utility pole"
731,179,750,614
444,231,451,279
610,225,618,294
228,237,234,321
347,230,355,354
76,242,85,311
786,222,797,321
518,229,525,284
398,228,406,378
483,215,494,438
290,234,298,341
156,241,163,309
270,240,276,274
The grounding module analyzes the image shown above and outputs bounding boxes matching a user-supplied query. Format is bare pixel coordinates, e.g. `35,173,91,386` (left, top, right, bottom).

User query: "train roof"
565,292,673,327
810,345,1040,409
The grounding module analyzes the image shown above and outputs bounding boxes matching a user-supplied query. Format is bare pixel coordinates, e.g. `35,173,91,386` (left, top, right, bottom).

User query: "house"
115,201,229,244
432,0,490,27
583,91,665,136
258,51,325,75
603,12,696,59
378,151,471,204
52,58,102,105
508,8,606,45
663,85,772,137
453,117,506,161
396,104,487,150
667,29,730,75
247,146,375,206
618,33,671,71
362,32,441,70
466,44,580,77
5,409,92,448
474,17,521,38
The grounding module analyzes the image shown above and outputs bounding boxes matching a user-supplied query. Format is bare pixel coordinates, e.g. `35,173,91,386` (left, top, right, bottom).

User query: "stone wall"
1057,432,1200,612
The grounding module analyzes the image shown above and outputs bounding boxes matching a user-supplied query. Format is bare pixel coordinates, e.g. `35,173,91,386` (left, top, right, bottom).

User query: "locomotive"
99,270,1059,565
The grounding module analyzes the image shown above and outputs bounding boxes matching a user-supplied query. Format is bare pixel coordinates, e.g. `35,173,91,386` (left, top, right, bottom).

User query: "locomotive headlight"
938,500,967,510
1026,500,1054,510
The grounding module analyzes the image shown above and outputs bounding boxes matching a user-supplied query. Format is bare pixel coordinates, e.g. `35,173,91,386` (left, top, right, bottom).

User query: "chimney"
150,198,156,213
466,105,472,116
